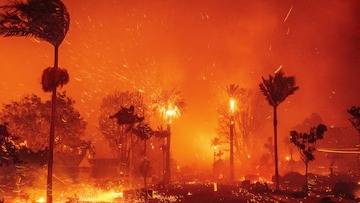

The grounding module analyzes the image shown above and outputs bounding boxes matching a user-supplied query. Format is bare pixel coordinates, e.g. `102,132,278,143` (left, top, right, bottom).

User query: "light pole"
165,122,171,184
229,98,236,182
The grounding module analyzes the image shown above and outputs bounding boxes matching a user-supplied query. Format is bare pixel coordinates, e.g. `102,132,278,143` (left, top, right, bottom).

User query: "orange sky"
0,0,359,167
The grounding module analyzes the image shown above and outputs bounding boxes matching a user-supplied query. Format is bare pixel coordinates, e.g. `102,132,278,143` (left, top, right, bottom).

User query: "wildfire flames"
229,98,237,114
160,104,181,124
0,0,359,202
12,185,123,203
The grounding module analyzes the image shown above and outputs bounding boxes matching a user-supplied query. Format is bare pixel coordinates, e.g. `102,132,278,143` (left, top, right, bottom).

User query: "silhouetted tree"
0,0,70,201
284,113,324,168
0,123,20,166
0,123,48,195
348,106,360,134
132,122,153,202
99,91,147,172
290,124,327,192
348,106,360,173
0,93,90,167
111,106,144,125
218,87,259,159
112,105,153,202
293,113,323,132
259,69,299,190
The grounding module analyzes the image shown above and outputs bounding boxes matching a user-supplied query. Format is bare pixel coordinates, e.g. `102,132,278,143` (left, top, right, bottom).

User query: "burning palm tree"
226,84,240,182
152,89,185,184
0,0,70,202
259,68,299,191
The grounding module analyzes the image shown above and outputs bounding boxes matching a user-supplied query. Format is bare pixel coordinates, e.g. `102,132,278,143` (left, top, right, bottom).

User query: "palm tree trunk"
47,45,59,203
229,115,235,182
162,141,166,182
273,105,280,191
305,162,309,193
144,139,148,203
213,147,216,175
129,133,133,188
165,124,171,184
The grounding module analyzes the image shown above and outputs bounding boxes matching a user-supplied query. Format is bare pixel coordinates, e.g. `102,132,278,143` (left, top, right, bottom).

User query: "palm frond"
41,67,69,92
226,84,240,97
259,69,299,107
152,88,186,113
131,122,153,140
0,0,70,46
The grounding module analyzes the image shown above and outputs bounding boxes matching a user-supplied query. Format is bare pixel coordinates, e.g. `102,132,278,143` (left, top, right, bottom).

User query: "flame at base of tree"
10,183,124,203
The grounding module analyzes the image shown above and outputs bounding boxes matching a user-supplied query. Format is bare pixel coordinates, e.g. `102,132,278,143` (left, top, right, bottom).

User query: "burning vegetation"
0,0,359,202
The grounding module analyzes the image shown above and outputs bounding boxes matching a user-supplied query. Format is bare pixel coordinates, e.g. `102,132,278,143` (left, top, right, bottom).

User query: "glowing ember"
285,155,291,161
213,182,218,192
13,184,124,203
79,190,123,202
160,104,181,124
229,98,237,114
35,197,45,203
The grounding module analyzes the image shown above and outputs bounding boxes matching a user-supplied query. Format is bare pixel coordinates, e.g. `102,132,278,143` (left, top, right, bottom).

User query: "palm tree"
112,106,152,202
153,126,170,182
225,84,241,182
0,1,70,202
111,105,144,175
152,89,185,184
259,69,299,191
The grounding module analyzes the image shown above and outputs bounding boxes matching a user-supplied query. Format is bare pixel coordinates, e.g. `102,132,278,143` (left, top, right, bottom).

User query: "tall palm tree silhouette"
259,69,298,191
112,106,152,202
0,0,70,202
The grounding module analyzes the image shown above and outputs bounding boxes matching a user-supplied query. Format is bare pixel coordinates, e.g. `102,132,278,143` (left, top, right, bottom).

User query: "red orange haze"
0,0,359,170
